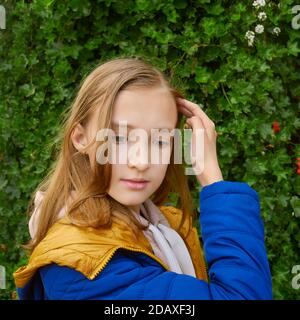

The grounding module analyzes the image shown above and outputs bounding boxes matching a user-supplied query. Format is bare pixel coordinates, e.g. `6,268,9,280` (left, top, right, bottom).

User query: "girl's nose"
127,142,150,171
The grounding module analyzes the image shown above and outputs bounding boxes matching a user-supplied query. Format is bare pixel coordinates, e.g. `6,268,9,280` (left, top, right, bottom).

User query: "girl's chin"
115,194,148,206
108,187,153,206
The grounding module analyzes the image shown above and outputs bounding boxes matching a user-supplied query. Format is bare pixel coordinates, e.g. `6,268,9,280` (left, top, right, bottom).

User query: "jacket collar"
14,206,207,288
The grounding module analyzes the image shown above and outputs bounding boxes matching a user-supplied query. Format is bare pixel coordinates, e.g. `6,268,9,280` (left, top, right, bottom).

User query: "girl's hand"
176,98,224,187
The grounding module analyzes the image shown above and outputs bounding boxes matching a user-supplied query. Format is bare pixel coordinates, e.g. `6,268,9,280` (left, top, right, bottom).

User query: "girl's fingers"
186,114,216,141
186,116,204,129
177,105,193,117
185,116,205,170
177,98,215,130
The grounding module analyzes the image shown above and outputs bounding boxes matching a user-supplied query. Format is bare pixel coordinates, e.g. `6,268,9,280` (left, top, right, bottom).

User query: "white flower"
253,0,266,8
245,30,255,39
248,39,255,46
272,27,281,36
255,24,264,34
258,12,267,21
245,30,255,46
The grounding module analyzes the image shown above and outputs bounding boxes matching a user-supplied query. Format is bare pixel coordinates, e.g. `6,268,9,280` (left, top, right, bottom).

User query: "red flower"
272,121,281,133
296,158,300,175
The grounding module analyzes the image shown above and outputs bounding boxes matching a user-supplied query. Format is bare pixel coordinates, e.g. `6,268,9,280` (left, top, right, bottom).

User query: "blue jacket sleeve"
37,181,272,300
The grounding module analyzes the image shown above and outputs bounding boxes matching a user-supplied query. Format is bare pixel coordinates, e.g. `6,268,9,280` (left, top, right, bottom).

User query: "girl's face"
107,87,178,214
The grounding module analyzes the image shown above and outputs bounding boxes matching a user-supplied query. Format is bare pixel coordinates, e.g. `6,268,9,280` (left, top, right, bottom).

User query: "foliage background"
0,0,299,299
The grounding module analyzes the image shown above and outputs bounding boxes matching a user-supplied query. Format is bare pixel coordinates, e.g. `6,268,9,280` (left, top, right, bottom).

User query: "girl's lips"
121,179,149,190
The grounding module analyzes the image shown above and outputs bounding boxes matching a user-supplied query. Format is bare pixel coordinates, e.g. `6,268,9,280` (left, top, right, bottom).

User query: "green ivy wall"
0,0,299,299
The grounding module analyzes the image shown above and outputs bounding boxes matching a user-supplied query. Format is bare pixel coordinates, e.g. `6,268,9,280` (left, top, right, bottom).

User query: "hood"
29,190,76,239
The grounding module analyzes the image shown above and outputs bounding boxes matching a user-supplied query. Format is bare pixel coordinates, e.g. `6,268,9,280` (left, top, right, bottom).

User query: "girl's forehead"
111,88,178,129
111,120,175,131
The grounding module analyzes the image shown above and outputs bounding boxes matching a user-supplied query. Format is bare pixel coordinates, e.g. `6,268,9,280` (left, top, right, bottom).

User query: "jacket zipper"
90,245,209,282
89,245,170,280
200,254,208,281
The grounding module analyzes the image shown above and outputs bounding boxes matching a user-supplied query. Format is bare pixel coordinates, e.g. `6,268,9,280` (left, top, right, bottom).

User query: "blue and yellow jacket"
13,181,272,299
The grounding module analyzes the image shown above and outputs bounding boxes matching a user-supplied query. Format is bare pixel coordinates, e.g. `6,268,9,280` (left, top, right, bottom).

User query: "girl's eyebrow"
111,121,174,130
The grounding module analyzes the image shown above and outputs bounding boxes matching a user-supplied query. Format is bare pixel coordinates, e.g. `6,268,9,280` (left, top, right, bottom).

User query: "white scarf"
29,192,196,278
129,199,196,277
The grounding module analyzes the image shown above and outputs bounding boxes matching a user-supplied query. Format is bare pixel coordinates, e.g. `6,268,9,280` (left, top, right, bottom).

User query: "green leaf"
291,196,300,217
195,66,211,83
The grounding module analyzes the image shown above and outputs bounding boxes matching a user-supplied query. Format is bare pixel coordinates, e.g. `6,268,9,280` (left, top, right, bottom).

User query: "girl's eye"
113,135,127,144
113,136,170,147
153,140,169,147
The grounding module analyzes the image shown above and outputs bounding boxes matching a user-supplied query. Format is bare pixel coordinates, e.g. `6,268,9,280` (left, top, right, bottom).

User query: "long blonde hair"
24,57,195,253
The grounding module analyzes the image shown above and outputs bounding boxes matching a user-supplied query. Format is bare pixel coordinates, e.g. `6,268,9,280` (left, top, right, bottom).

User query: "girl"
13,57,272,300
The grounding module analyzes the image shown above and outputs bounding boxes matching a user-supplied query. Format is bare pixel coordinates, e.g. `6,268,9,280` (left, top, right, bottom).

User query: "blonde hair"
24,57,195,253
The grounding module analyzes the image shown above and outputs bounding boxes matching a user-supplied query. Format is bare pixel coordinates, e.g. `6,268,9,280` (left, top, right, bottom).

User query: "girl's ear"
71,123,89,153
